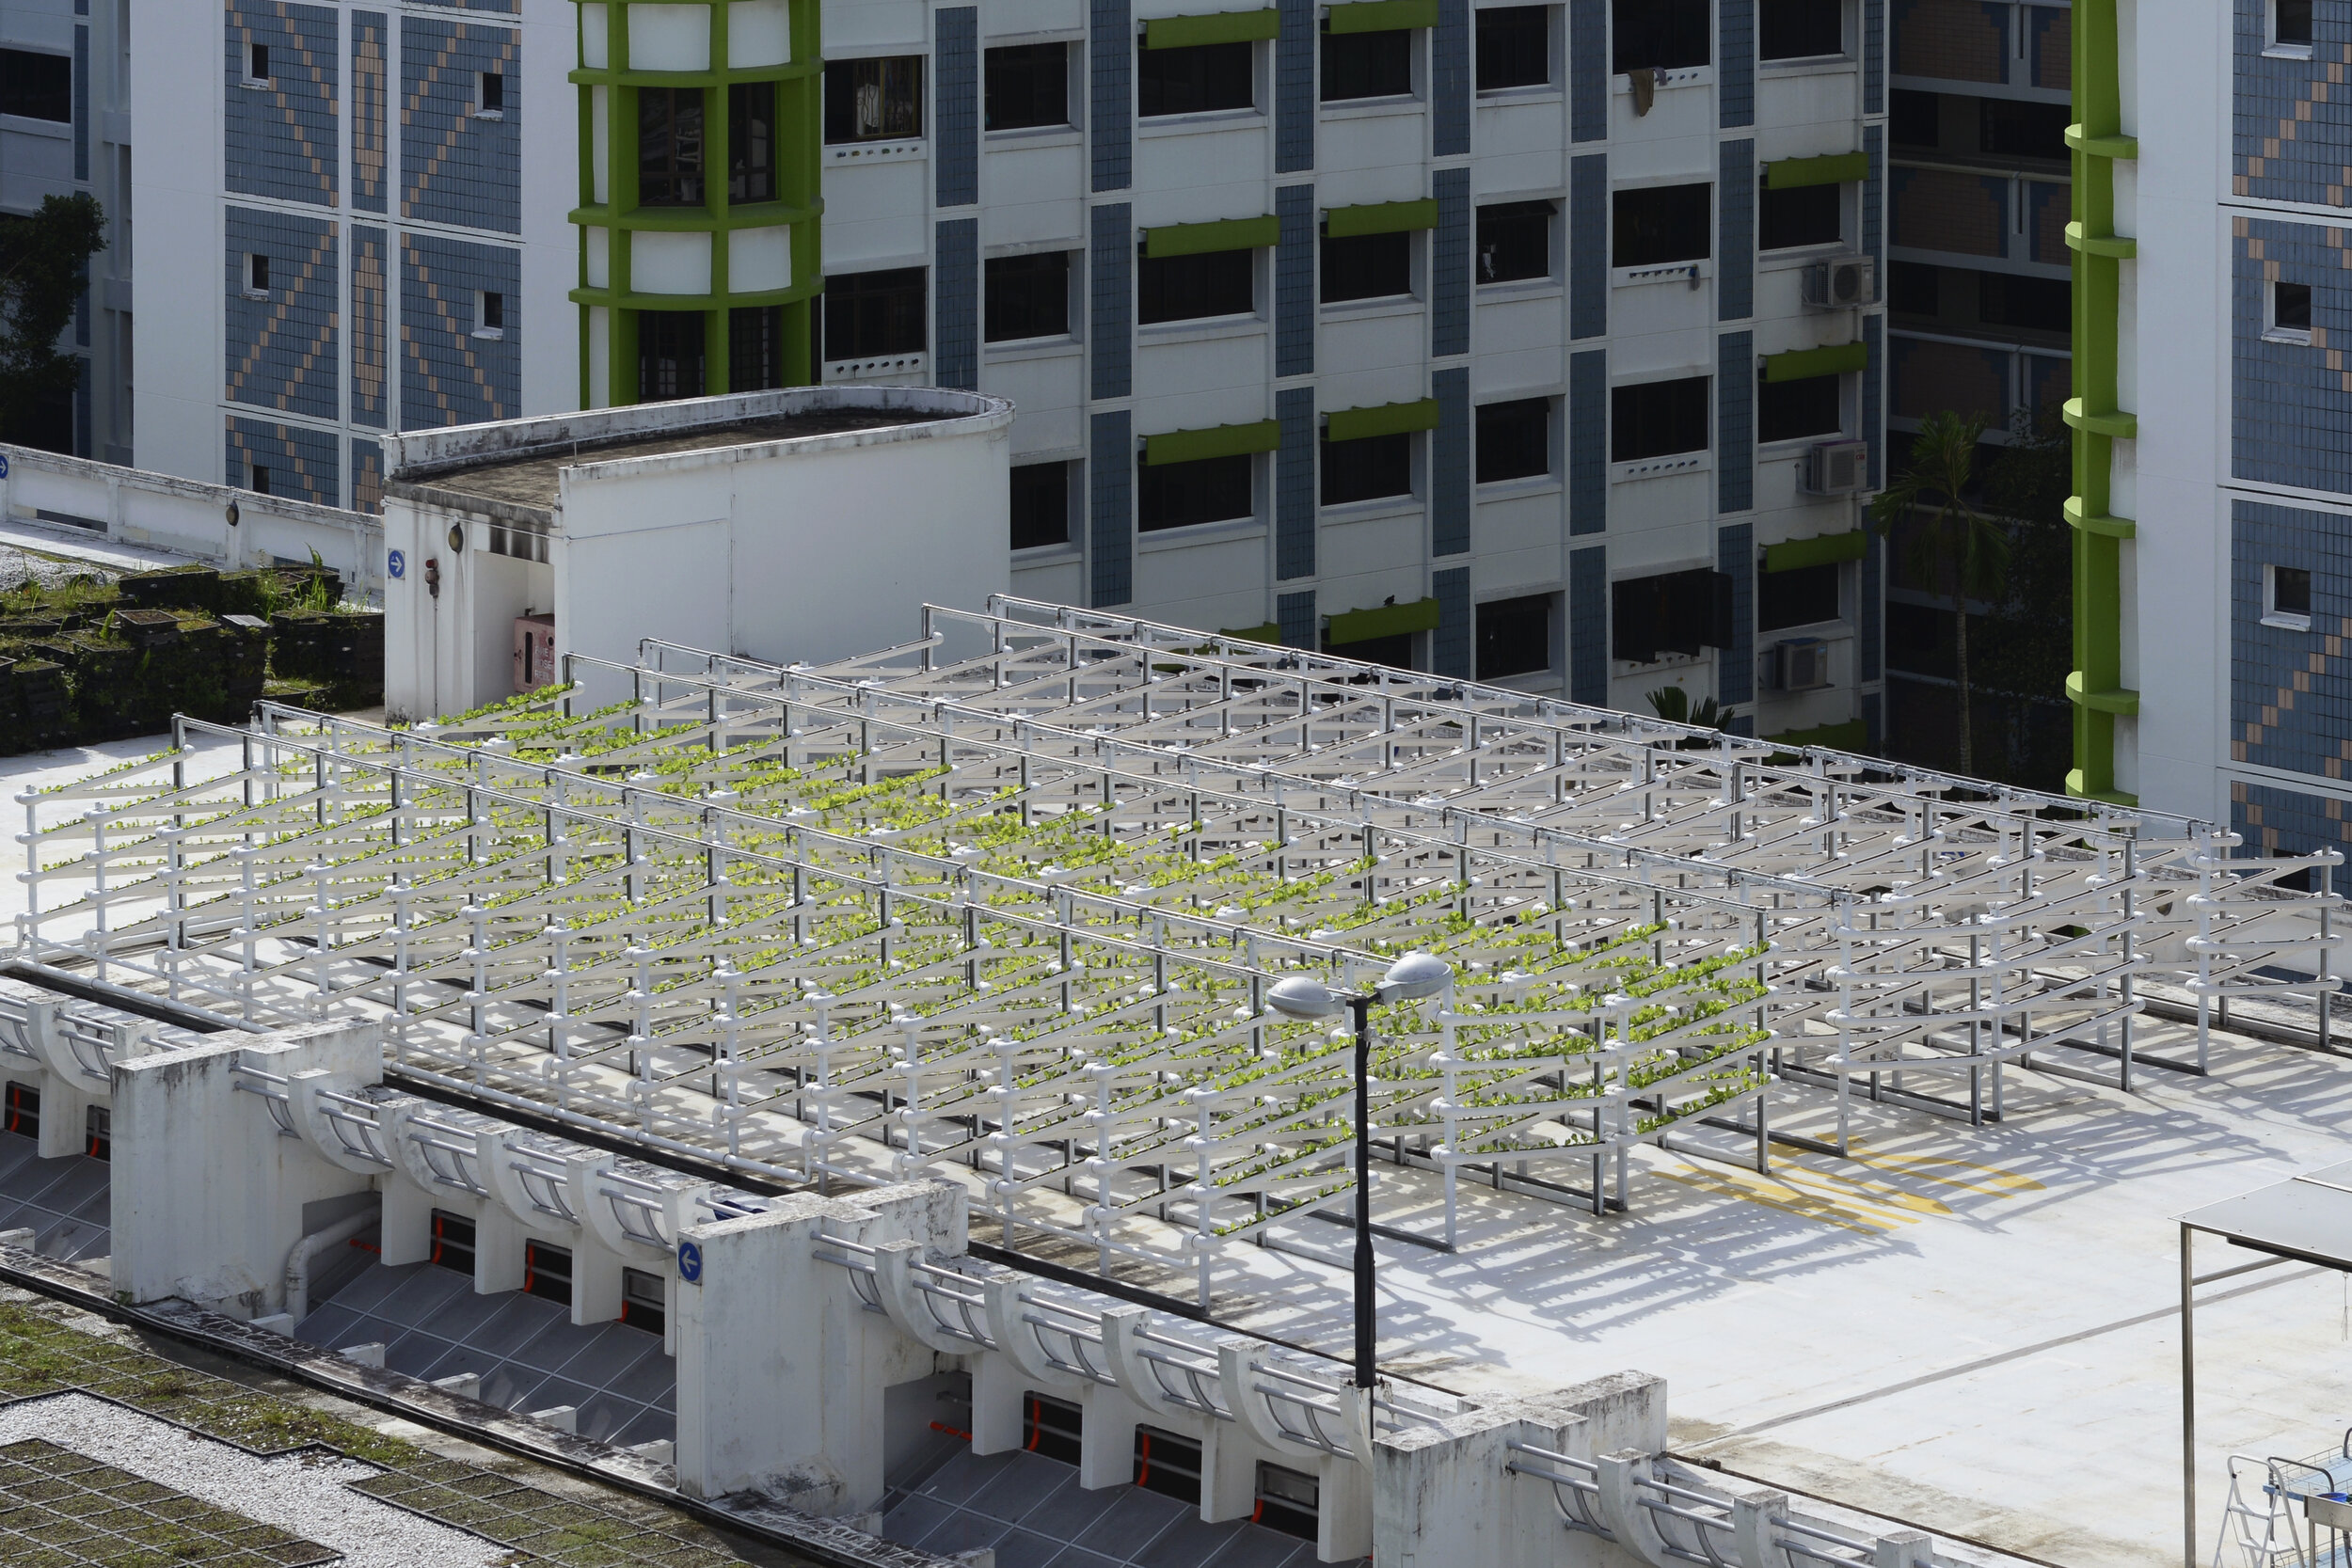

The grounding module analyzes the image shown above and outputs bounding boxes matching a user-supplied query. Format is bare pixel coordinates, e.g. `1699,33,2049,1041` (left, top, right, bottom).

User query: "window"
638,309,707,400
1979,97,2069,160
730,82,776,201
84,1105,108,1162
1888,260,1938,315
986,250,1073,341
1759,0,1842,60
1025,1394,1083,1464
1477,594,1552,679
1324,626,1415,666
1476,7,1550,89
1321,230,1411,303
2272,279,2313,341
245,41,271,87
1759,562,1840,631
1138,41,1254,116
639,87,707,205
1612,376,1709,462
1,49,72,119
2267,564,2313,628
1139,452,1252,531
1756,372,1841,443
1758,183,1840,249
1613,568,1726,661
820,266,927,357
1135,1427,1205,1505
2,1082,38,1140
1612,0,1708,72
1322,28,1413,101
1011,461,1073,550
825,55,924,142
249,463,272,496
1613,183,1710,267
428,1210,476,1274
1888,87,1939,149
245,253,271,298
1138,248,1254,324
988,42,1070,129
729,305,786,389
1477,398,1551,482
621,1267,666,1335
1978,272,2070,333
1321,431,1411,504
473,291,505,339
2277,0,2314,48
522,1241,573,1307
1477,200,1553,283
477,70,504,116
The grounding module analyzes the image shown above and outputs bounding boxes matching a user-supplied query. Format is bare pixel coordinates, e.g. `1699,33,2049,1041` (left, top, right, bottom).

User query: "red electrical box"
513,613,556,692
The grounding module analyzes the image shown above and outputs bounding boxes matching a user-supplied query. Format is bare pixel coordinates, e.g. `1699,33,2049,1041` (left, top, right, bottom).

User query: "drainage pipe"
283,1208,379,1326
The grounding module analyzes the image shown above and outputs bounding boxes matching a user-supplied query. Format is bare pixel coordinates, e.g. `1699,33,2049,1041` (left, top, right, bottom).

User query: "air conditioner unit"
1804,439,1870,496
1802,254,1877,309
1765,638,1833,693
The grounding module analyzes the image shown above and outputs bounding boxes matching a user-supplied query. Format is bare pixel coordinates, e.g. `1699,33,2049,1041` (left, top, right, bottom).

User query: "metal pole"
2182,1222,2197,1568
1352,991,1375,1391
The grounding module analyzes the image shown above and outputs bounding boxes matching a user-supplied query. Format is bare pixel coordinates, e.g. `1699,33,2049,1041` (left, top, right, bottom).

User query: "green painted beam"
1142,215,1280,258
1324,198,1438,238
1326,0,1438,32
1326,596,1440,645
1144,420,1283,466
1765,719,1869,752
2062,498,2137,538
1762,530,1867,573
1143,9,1279,47
2065,673,2140,716
1763,150,1869,189
1220,622,1280,642
1762,341,1868,383
1326,398,1440,442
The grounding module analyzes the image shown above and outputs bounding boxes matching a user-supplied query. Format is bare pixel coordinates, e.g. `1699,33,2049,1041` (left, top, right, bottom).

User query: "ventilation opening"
1133,1426,1203,1505
2,1083,38,1141
83,1105,108,1162
621,1266,665,1335
1024,1392,1082,1464
523,1240,573,1307
1255,1461,1319,1540
428,1209,476,1275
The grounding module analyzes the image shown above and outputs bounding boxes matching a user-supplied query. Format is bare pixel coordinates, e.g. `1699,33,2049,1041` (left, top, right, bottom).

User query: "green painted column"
2063,0,2139,805
568,0,824,404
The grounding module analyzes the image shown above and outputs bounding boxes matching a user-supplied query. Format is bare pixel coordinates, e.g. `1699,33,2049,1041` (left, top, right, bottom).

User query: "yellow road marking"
1842,1140,2046,1194
1651,1164,1905,1234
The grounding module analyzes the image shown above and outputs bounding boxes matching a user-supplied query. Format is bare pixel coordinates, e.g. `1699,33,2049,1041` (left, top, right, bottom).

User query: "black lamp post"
1265,952,1452,1390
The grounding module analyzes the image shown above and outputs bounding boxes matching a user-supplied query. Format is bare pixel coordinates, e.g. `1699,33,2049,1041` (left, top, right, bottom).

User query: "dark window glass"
825,56,924,142
1476,398,1550,482
1611,0,1709,71
249,464,271,496
1321,230,1411,302
1025,1395,1083,1465
729,82,776,201
1138,41,1254,115
728,305,785,389
1979,97,2069,159
2277,565,2313,616
2280,0,2315,45
1758,182,1840,249
428,1210,476,1274
1324,627,1415,666
1978,271,2070,332
1757,372,1842,443
1888,260,1939,315
1612,567,1725,661
639,87,707,205
1477,594,1552,678
987,251,1073,341
638,309,707,400
1011,461,1073,550
988,42,1071,129
1477,200,1553,283
1889,87,1939,148
2278,281,2314,331
481,292,505,330
1254,1465,1320,1544
523,1241,573,1307
1135,1427,1204,1505
820,267,927,357
1139,452,1253,531
1321,432,1411,504
1612,376,1709,461
1321,28,1412,101
1477,7,1549,88
1759,562,1840,630
621,1267,667,1336
247,43,270,84
2,1081,38,1140
481,71,505,111
1759,0,1842,59
84,1104,109,1161
1138,248,1254,323
1613,183,1711,267
248,253,270,293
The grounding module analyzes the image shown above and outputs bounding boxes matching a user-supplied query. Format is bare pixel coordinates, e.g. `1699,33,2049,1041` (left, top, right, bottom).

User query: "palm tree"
1868,410,2010,778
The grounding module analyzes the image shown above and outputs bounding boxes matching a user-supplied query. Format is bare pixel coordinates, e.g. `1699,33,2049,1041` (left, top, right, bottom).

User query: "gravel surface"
0,542,119,592
0,1391,509,1567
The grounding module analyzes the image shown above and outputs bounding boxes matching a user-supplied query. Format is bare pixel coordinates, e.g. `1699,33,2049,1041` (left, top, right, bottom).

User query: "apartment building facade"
3,0,132,463
133,0,1889,730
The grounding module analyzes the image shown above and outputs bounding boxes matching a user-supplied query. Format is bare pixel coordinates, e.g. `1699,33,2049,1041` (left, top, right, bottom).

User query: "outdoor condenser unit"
513,612,556,693
1804,439,1870,496
1802,254,1877,309
1766,637,1833,692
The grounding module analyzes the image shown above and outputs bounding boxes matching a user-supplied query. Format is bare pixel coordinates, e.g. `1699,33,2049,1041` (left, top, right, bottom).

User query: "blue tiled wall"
1277,184,1315,376
1718,522,1754,706
1279,589,1318,649
225,207,339,420
1277,386,1315,579
2233,778,2352,860
1432,367,1470,556
399,231,519,428
1433,565,1471,676
401,17,517,232
351,436,383,514
1717,331,1753,513
351,225,389,429
1863,0,1884,114
1568,0,1605,142
2233,0,2352,205
2233,216,2352,494
352,11,389,214
1433,0,1470,155
1568,545,1607,704
1091,0,1132,192
1432,167,1470,356
934,218,978,389
1719,0,1754,129
225,2,339,206
1860,533,1883,681
2232,499,2352,780
72,23,87,181
935,8,978,207
1568,349,1605,534
1090,203,1133,399
1278,0,1315,171
226,415,339,508
1864,124,1883,268
1090,409,1133,606
1569,154,1607,339
1718,139,1754,322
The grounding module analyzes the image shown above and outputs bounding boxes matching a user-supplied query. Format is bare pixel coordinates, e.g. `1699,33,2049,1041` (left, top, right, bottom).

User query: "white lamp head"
1375,951,1453,1002
1265,975,1343,1021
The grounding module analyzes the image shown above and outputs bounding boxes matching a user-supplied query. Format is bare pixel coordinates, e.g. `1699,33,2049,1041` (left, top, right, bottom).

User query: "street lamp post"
1265,952,1453,1391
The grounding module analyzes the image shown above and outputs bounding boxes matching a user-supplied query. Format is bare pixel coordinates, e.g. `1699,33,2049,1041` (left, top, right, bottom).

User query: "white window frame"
2265,563,2314,631
2266,278,2313,346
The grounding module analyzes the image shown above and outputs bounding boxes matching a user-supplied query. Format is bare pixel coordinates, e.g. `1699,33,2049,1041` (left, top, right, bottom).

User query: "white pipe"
282,1206,379,1325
